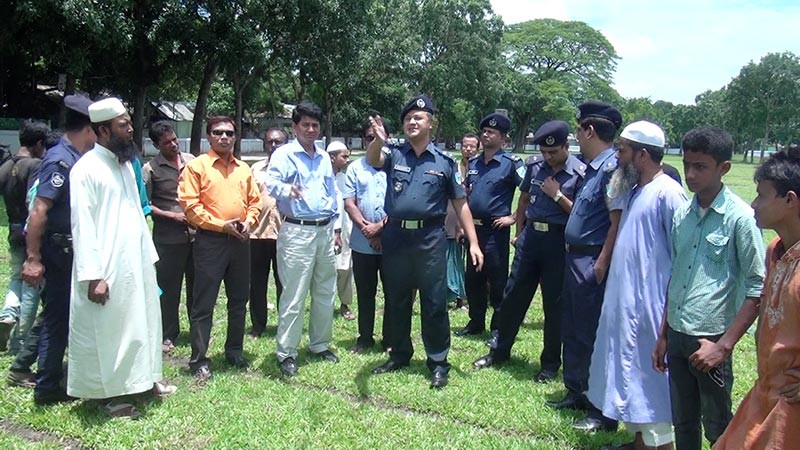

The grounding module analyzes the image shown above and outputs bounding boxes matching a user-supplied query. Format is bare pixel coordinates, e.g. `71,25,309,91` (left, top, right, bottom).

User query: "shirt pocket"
422,172,445,195
392,170,412,193
705,233,730,262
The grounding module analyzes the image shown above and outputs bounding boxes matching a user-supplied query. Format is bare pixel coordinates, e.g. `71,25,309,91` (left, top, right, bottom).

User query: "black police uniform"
34,138,82,397
462,150,523,334
381,141,465,374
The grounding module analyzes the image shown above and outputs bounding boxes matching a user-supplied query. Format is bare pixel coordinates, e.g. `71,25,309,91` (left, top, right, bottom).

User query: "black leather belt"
388,217,445,230
565,243,602,255
48,233,73,251
527,221,565,233
472,217,503,227
283,216,332,226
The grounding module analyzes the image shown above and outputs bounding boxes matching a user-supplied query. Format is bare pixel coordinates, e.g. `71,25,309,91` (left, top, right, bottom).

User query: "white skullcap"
620,120,665,147
326,141,348,153
89,97,127,123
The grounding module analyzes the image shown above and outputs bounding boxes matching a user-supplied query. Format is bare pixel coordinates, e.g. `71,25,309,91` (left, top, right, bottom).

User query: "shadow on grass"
70,390,169,426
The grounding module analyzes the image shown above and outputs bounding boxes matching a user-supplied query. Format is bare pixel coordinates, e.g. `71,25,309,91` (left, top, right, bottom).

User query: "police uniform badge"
489,118,497,127
416,98,425,108
51,172,65,188
454,171,462,185
545,136,555,146
394,181,404,192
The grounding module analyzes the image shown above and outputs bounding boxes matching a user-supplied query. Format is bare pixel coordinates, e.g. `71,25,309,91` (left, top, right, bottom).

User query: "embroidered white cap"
88,97,127,123
326,141,348,153
620,120,665,147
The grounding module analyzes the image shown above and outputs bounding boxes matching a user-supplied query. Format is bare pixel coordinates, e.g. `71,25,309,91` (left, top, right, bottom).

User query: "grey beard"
108,134,138,163
607,163,639,200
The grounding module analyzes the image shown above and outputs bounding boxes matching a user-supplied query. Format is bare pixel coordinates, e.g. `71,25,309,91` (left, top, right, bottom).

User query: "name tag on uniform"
394,165,411,173
467,169,478,175
425,170,444,177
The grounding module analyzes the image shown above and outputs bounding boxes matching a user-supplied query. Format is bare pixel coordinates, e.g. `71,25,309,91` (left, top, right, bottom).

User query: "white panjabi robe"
67,144,162,399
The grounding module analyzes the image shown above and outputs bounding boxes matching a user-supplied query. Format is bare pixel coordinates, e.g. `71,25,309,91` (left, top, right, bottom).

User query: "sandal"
102,402,140,420
152,381,177,397
342,310,355,321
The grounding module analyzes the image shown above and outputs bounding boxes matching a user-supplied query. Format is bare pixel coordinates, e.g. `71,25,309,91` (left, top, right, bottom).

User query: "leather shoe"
279,357,298,377
372,359,408,374
350,342,372,354
430,371,448,389
546,393,587,410
33,389,76,405
312,349,339,363
534,369,557,384
193,366,213,382
454,325,484,336
572,417,618,432
225,354,250,370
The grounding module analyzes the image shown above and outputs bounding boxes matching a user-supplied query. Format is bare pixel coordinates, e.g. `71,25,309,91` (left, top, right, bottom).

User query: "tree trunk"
57,74,76,129
132,84,148,153
190,58,219,156
324,91,335,144
760,112,771,163
514,114,531,152
233,73,244,158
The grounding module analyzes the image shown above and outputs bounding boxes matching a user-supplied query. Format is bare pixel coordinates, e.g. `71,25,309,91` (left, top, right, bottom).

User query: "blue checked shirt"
667,186,766,336
343,157,387,255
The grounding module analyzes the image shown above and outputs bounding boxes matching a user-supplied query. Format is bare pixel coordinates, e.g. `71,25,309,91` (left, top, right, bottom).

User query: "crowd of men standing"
0,92,797,448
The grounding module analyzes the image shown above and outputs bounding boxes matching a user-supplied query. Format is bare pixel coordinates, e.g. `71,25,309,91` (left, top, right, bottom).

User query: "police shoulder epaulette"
525,154,543,165
503,153,522,162
437,148,456,163
57,160,71,169
602,158,618,173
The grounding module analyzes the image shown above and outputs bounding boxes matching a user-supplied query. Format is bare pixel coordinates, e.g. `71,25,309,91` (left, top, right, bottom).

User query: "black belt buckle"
50,233,73,253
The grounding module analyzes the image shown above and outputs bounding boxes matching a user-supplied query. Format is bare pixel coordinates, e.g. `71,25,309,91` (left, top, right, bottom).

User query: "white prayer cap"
89,97,127,123
620,120,665,147
326,141,348,153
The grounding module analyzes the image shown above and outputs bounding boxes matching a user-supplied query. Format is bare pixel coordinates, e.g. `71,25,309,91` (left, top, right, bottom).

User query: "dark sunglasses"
364,135,376,142
211,130,235,137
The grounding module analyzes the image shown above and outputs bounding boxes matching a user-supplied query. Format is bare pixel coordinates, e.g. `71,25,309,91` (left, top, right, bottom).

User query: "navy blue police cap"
533,120,569,147
400,95,436,123
479,113,511,134
577,100,622,130
64,94,93,117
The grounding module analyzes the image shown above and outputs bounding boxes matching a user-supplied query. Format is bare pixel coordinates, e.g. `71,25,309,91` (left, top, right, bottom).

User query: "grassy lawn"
0,154,766,449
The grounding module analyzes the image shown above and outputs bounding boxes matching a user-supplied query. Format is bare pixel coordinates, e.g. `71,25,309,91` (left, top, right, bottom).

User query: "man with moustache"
179,116,261,381
247,127,287,338
22,94,95,405
143,121,195,353
68,98,173,416
455,113,523,345
366,95,484,389
581,121,687,449
473,121,583,384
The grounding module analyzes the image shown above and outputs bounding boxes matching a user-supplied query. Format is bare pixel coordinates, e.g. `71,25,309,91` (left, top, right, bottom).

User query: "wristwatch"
553,191,564,203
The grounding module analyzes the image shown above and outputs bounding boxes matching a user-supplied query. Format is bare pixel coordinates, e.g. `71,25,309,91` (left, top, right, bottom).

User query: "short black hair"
64,109,91,132
149,121,175,143
754,143,800,197
462,133,479,143
206,116,236,134
44,130,63,149
19,120,50,147
681,127,733,164
292,102,323,124
265,127,288,142
579,117,617,143
626,139,665,163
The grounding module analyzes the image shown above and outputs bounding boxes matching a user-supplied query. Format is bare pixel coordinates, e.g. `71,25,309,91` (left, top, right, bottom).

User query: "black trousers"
155,241,195,343
464,225,510,332
35,240,72,394
493,226,564,372
189,230,250,371
248,238,282,335
351,250,388,347
382,223,449,373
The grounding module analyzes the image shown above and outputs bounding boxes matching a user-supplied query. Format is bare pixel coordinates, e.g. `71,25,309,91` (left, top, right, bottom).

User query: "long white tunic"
587,174,687,423
67,144,162,399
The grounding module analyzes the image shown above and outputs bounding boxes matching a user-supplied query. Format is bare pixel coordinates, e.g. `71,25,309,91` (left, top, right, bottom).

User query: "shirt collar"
588,147,616,171
777,237,800,264
153,152,188,168
561,155,582,175
208,148,241,166
289,139,323,159
399,142,435,157
690,185,729,215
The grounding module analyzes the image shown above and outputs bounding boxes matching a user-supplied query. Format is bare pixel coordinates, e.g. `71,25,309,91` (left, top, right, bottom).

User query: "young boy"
652,127,766,450
713,145,800,449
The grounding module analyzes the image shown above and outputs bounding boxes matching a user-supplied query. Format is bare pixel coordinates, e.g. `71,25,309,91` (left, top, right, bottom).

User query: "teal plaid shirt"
667,186,766,336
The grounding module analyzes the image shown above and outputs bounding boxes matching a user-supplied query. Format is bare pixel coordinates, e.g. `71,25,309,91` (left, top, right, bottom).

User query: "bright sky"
491,0,800,105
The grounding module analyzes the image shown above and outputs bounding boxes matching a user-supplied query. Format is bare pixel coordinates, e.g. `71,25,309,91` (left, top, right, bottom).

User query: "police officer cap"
64,94,92,117
400,95,436,123
621,120,665,147
532,120,569,147
479,113,511,134
577,100,622,130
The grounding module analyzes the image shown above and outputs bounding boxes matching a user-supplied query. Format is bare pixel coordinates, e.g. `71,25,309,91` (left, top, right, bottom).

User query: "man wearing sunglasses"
178,116,261,382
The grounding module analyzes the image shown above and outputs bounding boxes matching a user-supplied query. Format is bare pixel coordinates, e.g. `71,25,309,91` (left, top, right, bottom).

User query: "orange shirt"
178,149,261,232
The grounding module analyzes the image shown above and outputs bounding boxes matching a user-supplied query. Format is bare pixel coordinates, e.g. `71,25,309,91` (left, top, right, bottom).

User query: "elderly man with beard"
581,121,687,449
68,98,172,418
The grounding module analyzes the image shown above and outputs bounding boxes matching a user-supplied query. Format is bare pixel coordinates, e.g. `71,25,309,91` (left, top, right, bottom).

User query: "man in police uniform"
455,113,522,343
21,94,96,404
366,96,484,389
473,120,583,384
547,101,623,433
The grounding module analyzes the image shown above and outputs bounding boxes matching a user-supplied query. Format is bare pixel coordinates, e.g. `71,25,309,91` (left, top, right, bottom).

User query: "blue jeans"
0,227,42,354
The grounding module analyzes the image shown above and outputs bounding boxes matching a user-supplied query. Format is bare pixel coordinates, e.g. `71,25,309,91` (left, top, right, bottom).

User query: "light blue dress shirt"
343,157,387,255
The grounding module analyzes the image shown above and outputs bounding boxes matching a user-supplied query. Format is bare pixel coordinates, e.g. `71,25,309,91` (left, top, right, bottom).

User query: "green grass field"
0,155,767,449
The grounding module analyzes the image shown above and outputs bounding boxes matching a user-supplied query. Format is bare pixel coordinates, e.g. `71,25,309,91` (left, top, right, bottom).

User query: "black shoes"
546,392,588,411
193,366,213,382
350,342,372,354
312,349,339,363
454,325,484,337
572,416,619,432
33,389,76,405
430,370,448,389
372,359,408,374
279,357,298,377
534,369,557,384
486,330,499,348
225,355,250,370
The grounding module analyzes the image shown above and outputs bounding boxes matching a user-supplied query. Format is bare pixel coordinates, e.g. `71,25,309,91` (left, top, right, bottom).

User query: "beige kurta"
67,144,162,399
